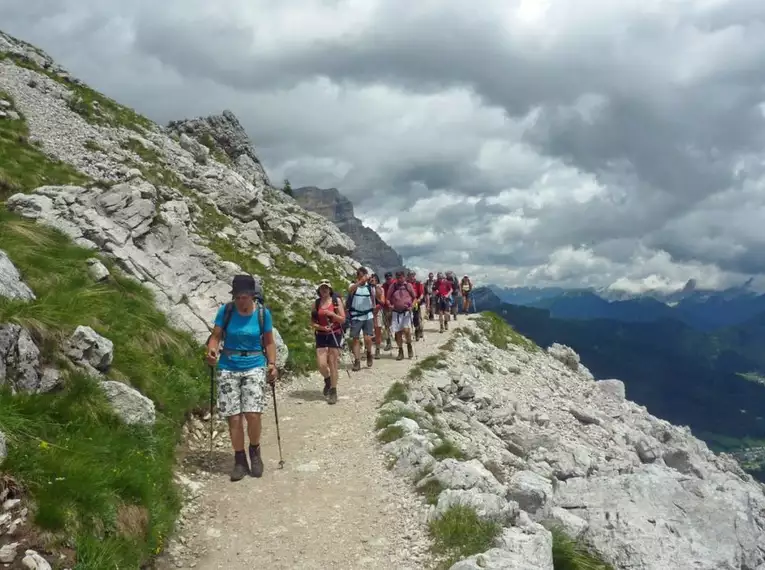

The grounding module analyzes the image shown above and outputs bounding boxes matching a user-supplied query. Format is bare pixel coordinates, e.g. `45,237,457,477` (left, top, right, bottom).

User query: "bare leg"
316,347,329,378
228,413,245,451
328,348,340,388
244,412,262,446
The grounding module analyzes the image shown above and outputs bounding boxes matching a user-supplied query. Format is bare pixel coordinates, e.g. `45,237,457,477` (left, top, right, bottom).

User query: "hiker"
461,274,473,313
205,274,278,482
424,272,436,320
386,270,417,360
382,271,395,351
370,273,386,359
407,270,426,341
447,270,460,321
347,266,376,370
435,271,454,332
311,279,345,404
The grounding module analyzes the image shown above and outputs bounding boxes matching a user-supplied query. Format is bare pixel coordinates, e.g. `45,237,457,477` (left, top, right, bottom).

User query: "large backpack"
346,283,376,320
388,281,415,311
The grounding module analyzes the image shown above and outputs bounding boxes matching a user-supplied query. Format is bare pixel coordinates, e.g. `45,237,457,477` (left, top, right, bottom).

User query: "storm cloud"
3,0,765,291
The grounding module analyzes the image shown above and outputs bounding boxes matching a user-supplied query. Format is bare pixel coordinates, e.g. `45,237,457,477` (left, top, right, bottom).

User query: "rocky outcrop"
381,318,765,570
0,30,359,351
100,380,156,426
293,186,406,275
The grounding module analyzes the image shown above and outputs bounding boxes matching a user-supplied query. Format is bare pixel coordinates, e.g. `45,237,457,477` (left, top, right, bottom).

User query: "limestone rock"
0,250,35,301
0,324,61,394
86,258,110,282
433,488,518,525
21,550,51,570
0,429,6,466
100,380,156,426
65,325,114,375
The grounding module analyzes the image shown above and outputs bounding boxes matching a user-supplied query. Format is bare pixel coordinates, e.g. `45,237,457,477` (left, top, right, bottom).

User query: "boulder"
0,324,62,394
86,258,110,282
65,326,114,375
100,380,156,426
433,488,518,525
0,250,35,301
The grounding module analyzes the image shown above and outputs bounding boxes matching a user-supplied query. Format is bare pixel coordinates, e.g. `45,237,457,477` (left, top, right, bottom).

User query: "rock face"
0,250,35,301
65,325,114,376
293,186,406,275
0,30,360,356
382,319,765,570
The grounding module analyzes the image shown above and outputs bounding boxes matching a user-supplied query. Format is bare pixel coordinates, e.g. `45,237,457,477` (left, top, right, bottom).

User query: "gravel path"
161,316,467,570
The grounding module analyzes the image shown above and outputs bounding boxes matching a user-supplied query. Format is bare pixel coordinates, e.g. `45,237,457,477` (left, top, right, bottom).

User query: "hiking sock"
249,444,264,478
231,450,249,481
323,376,331,396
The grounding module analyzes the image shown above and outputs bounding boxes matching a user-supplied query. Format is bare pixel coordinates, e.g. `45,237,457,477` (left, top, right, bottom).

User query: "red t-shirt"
436,278,453,297
409,280,424,299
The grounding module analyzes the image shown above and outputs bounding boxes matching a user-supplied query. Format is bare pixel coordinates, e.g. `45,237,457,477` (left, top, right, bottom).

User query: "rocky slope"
0,28,361,568
292,185,406,276
379,314,765,569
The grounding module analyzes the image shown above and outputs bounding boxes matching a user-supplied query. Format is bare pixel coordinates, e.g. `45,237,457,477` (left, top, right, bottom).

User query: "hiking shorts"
391,311,412,334
316,331,343,349
437,296,451,312
350,318,374,339
217,367,267,417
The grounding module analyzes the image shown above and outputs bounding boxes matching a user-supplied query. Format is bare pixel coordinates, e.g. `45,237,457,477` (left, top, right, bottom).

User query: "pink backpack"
389,282,415,311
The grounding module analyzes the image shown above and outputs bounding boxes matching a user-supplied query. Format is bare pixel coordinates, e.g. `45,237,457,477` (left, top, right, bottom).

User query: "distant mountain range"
292,186,407,276
487,280,765,331
474,286,765,480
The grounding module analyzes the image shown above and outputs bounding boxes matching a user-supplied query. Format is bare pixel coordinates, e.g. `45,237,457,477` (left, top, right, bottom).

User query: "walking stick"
208,366,215,471
271,382,285,469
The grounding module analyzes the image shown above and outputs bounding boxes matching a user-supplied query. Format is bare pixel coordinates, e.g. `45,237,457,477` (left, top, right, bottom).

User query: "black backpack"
314,293,349,333
206,283,267,349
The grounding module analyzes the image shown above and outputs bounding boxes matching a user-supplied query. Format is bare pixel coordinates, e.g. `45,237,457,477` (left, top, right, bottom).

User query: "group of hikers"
205,269,474,481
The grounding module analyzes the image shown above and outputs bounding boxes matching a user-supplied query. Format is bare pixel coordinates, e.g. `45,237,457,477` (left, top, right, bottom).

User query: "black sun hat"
231,274,261,297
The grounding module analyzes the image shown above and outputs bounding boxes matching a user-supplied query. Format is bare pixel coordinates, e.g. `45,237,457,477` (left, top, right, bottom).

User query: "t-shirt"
312,296,344,335
214,303,273,371
436,278,453,297
348,283,375,321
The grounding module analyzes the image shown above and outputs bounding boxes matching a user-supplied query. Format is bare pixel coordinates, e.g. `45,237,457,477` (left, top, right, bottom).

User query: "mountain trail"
161,316,471,570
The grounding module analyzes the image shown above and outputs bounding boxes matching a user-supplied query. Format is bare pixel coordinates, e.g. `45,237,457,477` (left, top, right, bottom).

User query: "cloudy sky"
4,0,765,292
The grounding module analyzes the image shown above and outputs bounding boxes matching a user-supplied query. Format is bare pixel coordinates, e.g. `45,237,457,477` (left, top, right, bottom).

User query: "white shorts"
217,367,268,417
391,311,412,334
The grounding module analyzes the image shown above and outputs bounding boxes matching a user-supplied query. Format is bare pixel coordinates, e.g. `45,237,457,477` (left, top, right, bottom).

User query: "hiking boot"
374,346,381,359
407,343,413,359
366,351,373,367
384,338,392,351
352,359,361,371
230,452,250,482
323,376,331,396
249,444,264,478
445,320,449,330
328,387,338,405
440,324,444,333
396,348,404,361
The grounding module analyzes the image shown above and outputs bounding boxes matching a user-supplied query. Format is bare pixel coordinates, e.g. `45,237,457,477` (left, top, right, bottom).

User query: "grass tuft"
476,312,537,351
382,381,409,405
429,505,501,569
0,210,207,569
432,439,466,461
408,353,448,380
375,408,420,430
417,478,444,505
377,425,405,444
550,527,615,570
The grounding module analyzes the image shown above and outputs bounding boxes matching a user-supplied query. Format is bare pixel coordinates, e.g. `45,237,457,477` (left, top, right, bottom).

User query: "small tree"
283,178,294,197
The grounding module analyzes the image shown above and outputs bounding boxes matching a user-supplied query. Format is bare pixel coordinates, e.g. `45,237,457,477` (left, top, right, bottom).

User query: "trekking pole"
271,382,285,469
329,328,351,378
208,366,215,472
